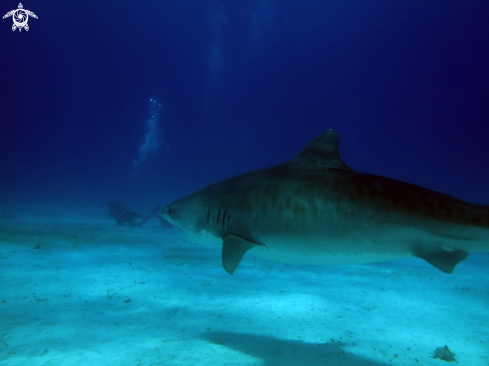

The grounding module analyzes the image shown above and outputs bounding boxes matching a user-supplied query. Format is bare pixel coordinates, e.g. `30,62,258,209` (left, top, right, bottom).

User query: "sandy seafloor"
0,216,488,366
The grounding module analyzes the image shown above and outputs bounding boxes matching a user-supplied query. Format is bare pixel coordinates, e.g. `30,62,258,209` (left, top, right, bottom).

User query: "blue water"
1,1,489,364
1,0,488,211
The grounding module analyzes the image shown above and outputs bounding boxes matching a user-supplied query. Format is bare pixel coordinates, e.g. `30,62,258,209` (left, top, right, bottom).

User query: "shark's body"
163,130,489,274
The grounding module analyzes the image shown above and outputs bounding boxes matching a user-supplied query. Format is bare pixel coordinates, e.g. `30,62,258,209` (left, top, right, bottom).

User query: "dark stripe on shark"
207,207,232,231
333,169,489,228
222,210,227,231
223,165,489,229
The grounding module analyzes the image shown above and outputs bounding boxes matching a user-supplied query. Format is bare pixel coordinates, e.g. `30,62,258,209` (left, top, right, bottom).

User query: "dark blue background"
1,0,488,214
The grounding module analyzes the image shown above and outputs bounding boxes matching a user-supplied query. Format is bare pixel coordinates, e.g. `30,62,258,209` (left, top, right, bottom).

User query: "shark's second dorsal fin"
289,129,353,170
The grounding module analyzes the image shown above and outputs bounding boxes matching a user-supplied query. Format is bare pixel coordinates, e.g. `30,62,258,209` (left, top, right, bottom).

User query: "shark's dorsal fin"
289,129,353,170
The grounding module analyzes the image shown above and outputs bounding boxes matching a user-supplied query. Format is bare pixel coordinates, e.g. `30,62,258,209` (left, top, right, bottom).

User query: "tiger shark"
162,130,489,275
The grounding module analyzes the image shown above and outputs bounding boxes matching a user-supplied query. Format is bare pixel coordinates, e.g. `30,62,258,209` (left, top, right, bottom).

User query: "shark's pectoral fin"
222,235,261,275
412,244,469,274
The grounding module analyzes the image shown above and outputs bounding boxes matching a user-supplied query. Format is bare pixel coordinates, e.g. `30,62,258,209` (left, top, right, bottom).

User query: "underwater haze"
1,0,489,365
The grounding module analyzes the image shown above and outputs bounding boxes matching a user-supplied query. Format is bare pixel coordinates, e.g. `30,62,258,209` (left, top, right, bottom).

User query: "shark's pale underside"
163,130,489,275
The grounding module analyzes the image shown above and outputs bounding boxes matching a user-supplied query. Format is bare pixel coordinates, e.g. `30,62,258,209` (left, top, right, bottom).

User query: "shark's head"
162,194,223,246
162,195,203,230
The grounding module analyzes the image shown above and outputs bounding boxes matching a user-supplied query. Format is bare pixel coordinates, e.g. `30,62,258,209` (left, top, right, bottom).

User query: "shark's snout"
162,199,202,231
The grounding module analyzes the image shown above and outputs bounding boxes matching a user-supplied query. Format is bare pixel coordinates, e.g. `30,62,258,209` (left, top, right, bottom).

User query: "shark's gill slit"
227,216,231,230
222,211,227,230
206,207,210,223
217,208,221,228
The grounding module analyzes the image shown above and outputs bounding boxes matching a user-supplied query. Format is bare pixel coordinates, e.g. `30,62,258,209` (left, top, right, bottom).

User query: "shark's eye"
168,208,172,215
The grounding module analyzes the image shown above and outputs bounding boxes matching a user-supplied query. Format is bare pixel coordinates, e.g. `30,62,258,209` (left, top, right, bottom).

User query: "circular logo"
13,9,28,28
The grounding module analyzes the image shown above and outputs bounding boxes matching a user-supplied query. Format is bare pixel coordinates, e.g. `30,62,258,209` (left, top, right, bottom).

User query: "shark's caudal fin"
289,129,353,170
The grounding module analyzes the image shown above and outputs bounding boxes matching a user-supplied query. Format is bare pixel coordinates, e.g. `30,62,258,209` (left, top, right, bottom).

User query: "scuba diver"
101,201,168,227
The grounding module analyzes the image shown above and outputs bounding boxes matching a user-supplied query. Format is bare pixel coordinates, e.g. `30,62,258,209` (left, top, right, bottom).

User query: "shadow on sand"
200,331,389,366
